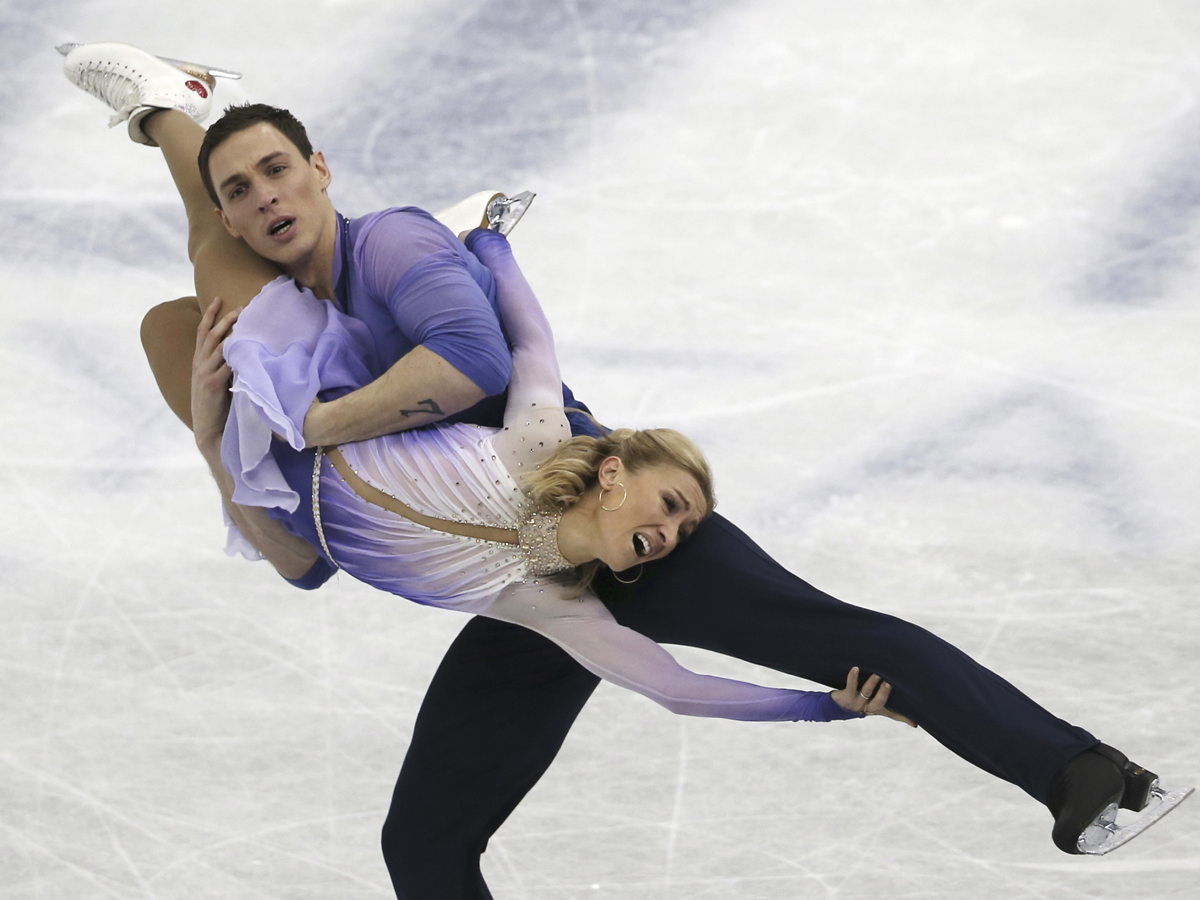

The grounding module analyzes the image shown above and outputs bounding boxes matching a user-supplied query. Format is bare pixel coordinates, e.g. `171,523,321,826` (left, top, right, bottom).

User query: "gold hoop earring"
599,483,627,511
613,564,643,584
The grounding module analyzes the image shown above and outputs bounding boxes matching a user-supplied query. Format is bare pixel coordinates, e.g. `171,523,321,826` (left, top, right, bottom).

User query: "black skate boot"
1047,747,1124,855
1093,743,1158,811
1048,744,1194,855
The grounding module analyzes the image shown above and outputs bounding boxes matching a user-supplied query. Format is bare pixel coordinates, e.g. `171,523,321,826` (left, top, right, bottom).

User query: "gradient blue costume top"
219,209,860,725
251,208,598,580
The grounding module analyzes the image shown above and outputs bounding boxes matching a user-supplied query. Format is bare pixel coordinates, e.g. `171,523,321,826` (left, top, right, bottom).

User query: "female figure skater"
60,41,1190,889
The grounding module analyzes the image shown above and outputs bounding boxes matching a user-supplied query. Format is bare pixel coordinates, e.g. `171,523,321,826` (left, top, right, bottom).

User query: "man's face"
208,123,333,269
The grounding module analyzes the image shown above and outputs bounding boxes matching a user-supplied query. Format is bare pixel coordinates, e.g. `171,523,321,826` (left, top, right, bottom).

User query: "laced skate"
435,190,537,238
58,42,239,146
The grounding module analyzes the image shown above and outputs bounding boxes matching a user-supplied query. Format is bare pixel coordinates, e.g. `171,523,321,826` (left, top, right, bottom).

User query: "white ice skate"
58,42,240,146
434,190,536,239
1077,781,1194,855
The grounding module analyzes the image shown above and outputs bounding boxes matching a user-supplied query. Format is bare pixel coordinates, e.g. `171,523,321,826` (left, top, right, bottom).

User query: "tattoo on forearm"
399,398,444,418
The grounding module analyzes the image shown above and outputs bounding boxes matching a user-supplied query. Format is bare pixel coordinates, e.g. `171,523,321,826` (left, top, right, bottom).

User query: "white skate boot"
58,42,240,146
434,190,537,239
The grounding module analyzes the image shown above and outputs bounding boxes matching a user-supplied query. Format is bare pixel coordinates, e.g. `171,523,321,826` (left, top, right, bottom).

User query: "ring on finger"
858,690,872,700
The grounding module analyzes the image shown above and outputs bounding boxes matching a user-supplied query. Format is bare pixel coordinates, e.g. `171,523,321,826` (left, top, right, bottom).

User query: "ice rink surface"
3,1,1199,897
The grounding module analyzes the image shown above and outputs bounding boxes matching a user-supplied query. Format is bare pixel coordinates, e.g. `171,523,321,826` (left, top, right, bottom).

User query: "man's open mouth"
268,217,295,236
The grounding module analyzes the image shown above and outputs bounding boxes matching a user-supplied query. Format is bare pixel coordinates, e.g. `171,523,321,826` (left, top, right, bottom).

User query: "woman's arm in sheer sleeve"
485,584,862,723
467,230,572,472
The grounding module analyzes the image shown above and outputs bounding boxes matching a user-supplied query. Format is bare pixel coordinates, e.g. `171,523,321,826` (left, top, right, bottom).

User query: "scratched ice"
2,1,1198,898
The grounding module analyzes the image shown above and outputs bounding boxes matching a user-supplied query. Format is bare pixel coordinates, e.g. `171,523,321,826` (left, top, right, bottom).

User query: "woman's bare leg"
141,296,202,428
143,109,282,302
138,109,282,429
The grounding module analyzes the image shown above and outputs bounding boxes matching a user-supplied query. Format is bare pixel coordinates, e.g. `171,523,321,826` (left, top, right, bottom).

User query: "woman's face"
594,462,707,572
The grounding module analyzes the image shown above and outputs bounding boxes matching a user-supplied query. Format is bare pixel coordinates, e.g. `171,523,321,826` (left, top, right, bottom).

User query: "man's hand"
191,296,241,455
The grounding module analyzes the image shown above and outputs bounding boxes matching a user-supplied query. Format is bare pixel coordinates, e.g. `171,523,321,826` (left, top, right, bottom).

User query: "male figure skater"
61,41,1188,899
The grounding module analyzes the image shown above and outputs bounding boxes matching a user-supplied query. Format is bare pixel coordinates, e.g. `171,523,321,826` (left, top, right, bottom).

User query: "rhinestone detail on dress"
516,500,574,577
312,448,339,569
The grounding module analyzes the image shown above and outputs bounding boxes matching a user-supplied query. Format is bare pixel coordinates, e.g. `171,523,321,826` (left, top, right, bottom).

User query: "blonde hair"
525,427,715,592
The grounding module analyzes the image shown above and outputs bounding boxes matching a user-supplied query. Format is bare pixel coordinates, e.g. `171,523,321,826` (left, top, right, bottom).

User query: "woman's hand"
191,296,241,456
831,666,917,727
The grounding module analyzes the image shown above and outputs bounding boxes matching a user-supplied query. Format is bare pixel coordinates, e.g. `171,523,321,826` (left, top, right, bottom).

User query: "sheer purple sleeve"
356,212,511,395
486,588,864,723
466,230,569,468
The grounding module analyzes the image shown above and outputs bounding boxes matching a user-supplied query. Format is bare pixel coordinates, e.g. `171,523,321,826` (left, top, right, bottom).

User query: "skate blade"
55,44,240,79
487,190,536,236
158,56,241,81
1078,784,1194,855
434,191,506,238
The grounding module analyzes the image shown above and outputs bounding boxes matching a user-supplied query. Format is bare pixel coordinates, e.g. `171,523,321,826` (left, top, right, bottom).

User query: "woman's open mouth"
633,532,652,557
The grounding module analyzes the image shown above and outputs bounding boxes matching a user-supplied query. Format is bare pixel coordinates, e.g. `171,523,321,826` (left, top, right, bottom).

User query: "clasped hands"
831,666,917,727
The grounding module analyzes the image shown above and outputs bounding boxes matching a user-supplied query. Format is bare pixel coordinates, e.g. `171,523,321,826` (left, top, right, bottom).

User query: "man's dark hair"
198,103,315,207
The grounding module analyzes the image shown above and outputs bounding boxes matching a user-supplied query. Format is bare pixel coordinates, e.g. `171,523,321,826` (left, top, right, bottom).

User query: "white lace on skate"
66,55,158,128
1077,782,1194,855
59,42,232,144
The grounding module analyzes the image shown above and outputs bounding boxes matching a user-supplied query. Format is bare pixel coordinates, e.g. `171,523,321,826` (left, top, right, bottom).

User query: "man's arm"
302,345,483,446
302,212,512,447
194,299,319,579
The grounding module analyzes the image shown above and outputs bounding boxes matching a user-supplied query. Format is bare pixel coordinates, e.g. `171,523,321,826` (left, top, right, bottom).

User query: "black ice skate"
1049,743,1194,855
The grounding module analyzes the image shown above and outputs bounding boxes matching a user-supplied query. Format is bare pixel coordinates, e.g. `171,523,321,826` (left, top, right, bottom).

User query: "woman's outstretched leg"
141,110,282,305
62,44,279,306
63,44,278,427
141,296,201,428
137,110,282,429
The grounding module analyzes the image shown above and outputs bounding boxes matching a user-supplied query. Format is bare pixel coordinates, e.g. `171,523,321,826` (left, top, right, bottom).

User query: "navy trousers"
381,513,1096,899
